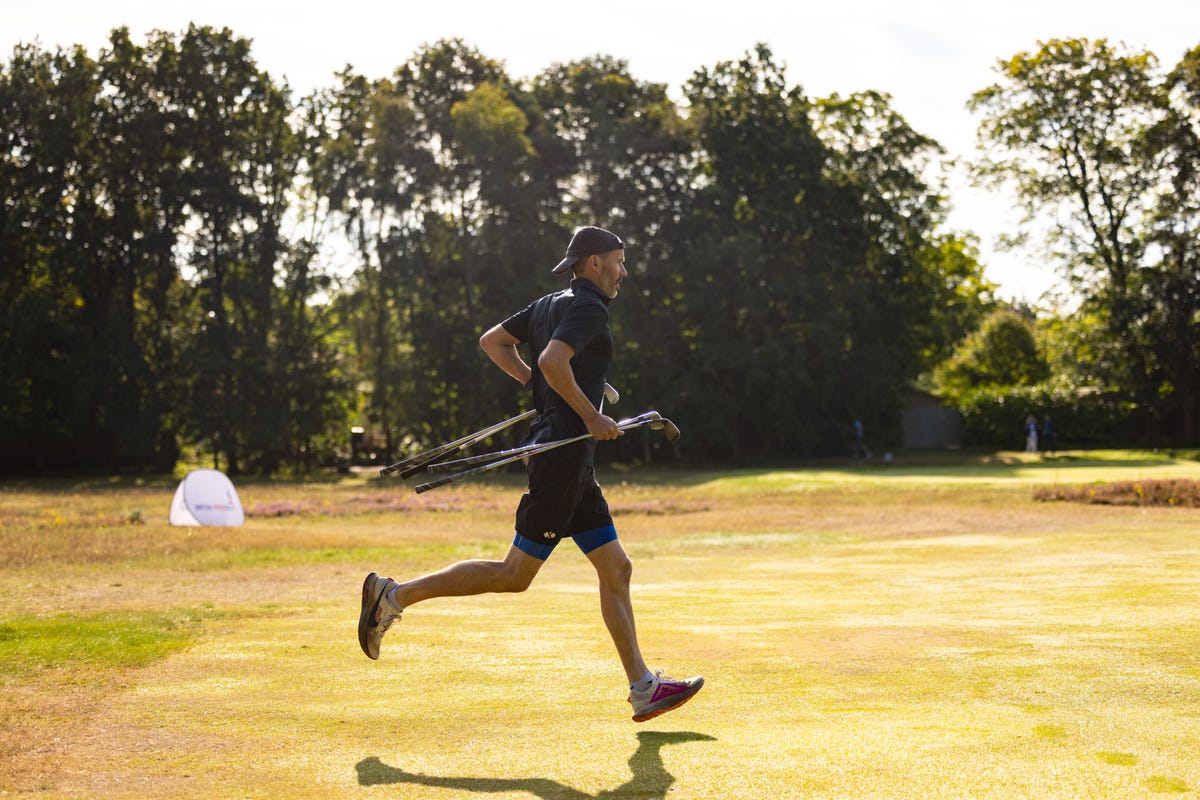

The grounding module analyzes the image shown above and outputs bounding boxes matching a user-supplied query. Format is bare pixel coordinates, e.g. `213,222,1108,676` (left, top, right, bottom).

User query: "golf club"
414,411,680,493
423,382,620,474
599,381,619,413
424,438,556,473
378,409,537,477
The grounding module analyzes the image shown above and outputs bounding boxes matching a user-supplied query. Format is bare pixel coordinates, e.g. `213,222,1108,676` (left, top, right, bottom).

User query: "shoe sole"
631,677,704,722
358,572,384,660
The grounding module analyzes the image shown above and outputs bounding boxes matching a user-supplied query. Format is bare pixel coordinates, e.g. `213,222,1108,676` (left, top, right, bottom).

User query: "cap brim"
551,256,578,275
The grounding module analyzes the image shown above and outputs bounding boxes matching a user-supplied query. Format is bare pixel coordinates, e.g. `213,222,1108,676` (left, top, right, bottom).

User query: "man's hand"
586,412,624,441
539,340,623,440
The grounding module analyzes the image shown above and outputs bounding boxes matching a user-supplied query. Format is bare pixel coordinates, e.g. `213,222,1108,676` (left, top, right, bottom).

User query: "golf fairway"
2,453,1198,798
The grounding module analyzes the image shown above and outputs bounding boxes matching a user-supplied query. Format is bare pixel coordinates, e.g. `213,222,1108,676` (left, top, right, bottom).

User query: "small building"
902,390,963,449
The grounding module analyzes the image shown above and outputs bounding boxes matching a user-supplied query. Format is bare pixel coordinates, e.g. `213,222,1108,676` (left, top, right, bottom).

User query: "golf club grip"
382,440,461,477
397,449,459,480
414,474,456,494
415,433,587,493
399,412,538,477
426,440,551,472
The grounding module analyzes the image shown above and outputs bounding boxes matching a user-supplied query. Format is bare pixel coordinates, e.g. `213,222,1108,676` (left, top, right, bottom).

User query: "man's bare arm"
479,324,532,386
538,340,622,441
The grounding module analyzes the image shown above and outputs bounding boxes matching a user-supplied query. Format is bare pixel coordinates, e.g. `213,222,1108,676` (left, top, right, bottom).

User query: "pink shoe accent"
628,673,704,722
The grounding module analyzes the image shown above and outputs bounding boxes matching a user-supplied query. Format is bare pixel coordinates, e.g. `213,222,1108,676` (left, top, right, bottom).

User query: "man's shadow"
356,730,717,799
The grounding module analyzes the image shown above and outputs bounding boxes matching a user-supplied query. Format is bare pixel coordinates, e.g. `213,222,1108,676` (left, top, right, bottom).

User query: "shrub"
1033,479,1200,507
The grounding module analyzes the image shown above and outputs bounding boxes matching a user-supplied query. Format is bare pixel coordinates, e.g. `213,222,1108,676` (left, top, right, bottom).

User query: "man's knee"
596,549,633,587
499,549,542,593
503,565,537,593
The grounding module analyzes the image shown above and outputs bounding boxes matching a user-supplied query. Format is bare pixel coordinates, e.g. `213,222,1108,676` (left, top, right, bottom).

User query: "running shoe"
628,671,704,722
358,572,402,660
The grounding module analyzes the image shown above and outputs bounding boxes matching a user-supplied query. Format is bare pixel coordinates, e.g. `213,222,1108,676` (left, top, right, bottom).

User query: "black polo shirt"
501,278,614,465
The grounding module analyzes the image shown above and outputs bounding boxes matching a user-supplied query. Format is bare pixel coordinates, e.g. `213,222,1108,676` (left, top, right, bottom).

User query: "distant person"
1041,413,1056,454
851,419,872,459
1024,414,1038,453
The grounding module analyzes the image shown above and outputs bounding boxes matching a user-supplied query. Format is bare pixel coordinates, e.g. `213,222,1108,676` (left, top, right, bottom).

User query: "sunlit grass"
2,456,1199,798
689,449,1200,493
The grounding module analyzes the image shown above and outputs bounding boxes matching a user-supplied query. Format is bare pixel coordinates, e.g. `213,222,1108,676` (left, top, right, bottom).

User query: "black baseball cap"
551,226,624,275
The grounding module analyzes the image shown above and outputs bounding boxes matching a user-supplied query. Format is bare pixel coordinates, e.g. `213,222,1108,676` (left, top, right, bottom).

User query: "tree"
671,47,971,457
910,233,998,371
305,68,428,459
934,309,1050,402
679,45,833,457
968,38,1200,443
970,39,1164,307
386,41,546,451
0,35,183,470
0,28,349,474
814,90,991,439
312,41,559,458
1140,44,1200,441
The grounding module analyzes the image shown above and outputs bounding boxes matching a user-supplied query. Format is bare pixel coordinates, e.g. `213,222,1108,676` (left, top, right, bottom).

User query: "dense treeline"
3,27,1195,473
1,27,984,473
2,27,347,473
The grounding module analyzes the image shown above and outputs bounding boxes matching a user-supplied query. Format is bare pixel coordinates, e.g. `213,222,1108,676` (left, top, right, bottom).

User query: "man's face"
589,249,628,299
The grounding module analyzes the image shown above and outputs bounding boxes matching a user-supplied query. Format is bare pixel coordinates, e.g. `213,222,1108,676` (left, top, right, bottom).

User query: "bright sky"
6,0,1198,301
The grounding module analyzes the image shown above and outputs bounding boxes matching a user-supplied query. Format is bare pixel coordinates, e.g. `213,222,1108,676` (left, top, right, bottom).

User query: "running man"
358,226,703,722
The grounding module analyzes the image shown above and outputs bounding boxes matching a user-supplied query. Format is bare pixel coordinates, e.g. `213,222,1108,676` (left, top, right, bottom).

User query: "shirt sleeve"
500,303,533,343
552,297,608,354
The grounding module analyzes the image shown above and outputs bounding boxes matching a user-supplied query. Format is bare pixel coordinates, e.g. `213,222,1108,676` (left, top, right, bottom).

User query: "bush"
1034,479,1200,507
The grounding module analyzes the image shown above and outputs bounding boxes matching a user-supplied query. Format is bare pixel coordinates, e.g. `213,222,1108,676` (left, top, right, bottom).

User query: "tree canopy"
971,38,1200,443
12,28,1197,472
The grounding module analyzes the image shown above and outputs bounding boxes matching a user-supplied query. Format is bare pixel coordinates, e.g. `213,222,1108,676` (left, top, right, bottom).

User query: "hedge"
955,383,1137,449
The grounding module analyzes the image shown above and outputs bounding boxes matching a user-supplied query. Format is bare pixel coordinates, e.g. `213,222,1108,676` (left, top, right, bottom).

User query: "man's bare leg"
390,545,544,611
584,537,704,721
360,545,544,660
585,539,649,683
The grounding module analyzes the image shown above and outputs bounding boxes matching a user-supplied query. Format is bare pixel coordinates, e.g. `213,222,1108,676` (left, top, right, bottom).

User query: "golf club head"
603,382,620,405
622,411,679,442
626,411,661,428
639,410,667,432
659,417,681,443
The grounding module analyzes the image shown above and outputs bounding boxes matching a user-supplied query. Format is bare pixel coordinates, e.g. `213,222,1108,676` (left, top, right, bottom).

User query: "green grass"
2,453,1199,798
695,449,1200,491
0,610,213,674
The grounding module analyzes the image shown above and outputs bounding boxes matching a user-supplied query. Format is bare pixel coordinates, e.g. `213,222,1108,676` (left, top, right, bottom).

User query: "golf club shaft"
393,410,537,478
394,416,529,480
379,409,537,476
424,440,552,472
426,382,621,473
414,413,660,494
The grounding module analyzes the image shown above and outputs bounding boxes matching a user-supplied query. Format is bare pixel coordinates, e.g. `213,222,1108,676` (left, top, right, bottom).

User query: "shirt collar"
569,277,612,306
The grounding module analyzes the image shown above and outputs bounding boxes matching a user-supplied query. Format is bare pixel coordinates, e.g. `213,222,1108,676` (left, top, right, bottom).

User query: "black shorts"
514,453,612,548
